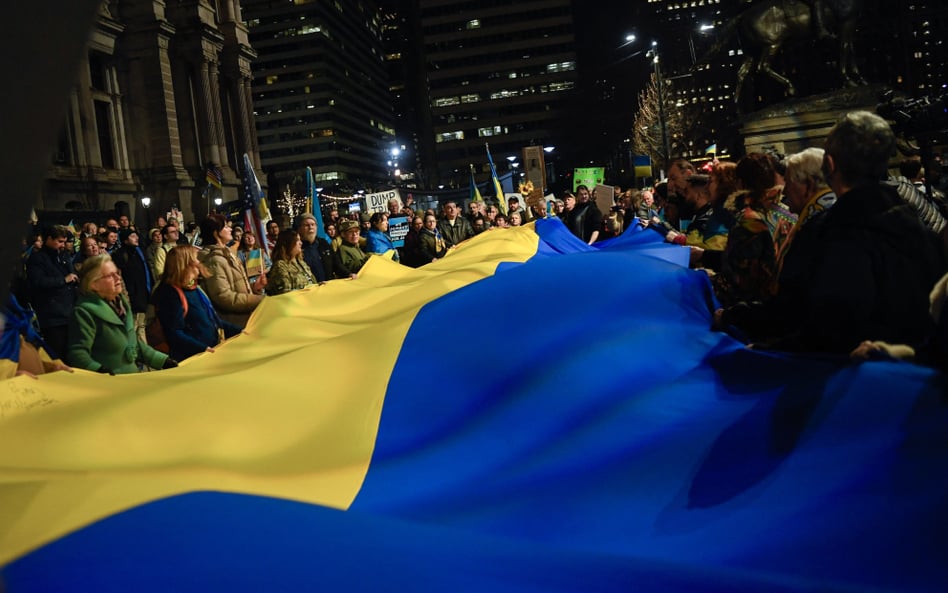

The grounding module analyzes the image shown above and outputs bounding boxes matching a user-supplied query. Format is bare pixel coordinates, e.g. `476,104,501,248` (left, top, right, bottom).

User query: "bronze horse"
709,0,866,106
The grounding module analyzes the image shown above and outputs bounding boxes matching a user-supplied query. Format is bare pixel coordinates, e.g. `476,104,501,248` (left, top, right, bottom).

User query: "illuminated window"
460,94,480,104
467,19,480,30
436,131,464,143
434,96,460,107
266,75,279,85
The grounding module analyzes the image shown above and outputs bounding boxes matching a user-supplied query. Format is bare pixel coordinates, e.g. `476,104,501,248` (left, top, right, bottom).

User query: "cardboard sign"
365,190,401,214
573,168,604,192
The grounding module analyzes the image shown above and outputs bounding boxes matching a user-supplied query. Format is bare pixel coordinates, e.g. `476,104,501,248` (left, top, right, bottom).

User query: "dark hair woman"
266,229,315,296
197,213,265,328
713,153,797,306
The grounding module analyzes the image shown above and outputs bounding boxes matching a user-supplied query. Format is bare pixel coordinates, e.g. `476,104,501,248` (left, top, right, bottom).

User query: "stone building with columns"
41,0,260,228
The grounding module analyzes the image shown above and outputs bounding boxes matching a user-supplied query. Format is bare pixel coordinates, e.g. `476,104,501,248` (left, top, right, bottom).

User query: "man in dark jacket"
297,213,333,283
437,201,474,248
755,111,946,354
113,228,153,343
26,225,78,358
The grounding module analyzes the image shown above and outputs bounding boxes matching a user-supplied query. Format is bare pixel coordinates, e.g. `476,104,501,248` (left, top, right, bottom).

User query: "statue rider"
798,0,834,39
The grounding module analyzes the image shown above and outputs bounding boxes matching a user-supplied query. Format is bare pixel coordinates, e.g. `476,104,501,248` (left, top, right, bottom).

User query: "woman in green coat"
67,254,177,374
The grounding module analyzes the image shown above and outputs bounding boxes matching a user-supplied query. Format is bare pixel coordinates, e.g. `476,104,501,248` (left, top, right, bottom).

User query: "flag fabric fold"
486,143,507,215
1,219,947,593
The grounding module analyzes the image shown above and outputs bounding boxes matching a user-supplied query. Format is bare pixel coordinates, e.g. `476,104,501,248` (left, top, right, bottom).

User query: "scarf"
108,296,126,321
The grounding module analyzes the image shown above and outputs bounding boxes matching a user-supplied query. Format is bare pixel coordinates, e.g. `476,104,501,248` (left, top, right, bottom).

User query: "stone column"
197,58,223,167
207,59,228,160
230,76,254,162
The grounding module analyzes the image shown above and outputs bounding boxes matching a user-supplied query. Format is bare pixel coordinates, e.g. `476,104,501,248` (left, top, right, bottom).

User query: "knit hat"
119,228,138,243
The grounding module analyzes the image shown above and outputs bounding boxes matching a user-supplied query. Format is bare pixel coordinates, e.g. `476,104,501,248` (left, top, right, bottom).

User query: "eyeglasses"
94,272,122,282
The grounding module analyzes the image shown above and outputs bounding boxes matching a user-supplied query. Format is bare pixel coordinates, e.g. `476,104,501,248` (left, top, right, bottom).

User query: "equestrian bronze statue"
702,0,866,108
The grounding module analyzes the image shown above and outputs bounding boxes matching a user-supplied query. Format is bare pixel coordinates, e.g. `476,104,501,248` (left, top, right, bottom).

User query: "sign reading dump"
365,190,401,214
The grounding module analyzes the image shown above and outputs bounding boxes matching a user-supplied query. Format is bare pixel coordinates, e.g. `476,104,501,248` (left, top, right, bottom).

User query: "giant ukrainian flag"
1,219,946,592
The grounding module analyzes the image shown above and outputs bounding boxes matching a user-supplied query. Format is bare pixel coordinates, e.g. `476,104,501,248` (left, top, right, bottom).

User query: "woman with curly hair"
712,153,797,307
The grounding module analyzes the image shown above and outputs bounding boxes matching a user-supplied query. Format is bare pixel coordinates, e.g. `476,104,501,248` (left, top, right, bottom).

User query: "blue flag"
305,166,330,242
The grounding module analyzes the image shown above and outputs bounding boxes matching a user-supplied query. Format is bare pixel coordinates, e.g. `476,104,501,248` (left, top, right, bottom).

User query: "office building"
243,0,395,192
415,0,580,188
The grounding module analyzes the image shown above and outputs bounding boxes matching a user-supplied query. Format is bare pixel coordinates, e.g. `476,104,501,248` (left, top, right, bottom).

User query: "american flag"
241,153,272,257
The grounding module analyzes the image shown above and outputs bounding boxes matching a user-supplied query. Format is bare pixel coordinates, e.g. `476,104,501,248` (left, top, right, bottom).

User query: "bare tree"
632,74,687,172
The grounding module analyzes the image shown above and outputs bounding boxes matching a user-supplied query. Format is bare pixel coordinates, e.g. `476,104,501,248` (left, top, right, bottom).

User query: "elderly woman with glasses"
66,253,177,374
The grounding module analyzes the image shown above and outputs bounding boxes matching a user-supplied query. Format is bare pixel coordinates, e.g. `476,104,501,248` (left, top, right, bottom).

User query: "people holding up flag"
333,220,369,279
297,213,333,282
266,230,316,296
155,246,240,361
198,213,265,329
364,212,400,262
437,201,474,248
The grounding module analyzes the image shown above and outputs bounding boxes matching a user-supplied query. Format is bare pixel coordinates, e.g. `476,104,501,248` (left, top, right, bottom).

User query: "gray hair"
824,111,896,184
784,147,828,187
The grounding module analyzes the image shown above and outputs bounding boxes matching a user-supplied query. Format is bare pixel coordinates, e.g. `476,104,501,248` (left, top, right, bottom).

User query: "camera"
877,90,948,137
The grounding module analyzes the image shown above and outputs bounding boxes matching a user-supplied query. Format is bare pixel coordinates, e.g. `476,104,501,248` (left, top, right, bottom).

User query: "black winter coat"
766,182,946,353
26,247,76,329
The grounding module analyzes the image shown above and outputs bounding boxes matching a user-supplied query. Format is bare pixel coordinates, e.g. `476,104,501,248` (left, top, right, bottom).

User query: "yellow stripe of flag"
0,228,540,565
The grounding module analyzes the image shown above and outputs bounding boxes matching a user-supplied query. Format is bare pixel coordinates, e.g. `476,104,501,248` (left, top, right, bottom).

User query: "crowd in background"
5,110,948,378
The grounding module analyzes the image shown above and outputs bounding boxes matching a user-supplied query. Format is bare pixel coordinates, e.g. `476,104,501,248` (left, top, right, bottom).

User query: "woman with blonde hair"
67,253,175,374
266,229,315,296
155,246,240,361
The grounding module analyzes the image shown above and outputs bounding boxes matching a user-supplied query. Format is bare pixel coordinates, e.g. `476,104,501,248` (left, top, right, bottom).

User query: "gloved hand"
162,358,179,369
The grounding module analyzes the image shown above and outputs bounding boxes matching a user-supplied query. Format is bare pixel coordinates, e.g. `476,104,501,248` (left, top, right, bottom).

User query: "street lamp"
646,42,671,171
140,196,151,228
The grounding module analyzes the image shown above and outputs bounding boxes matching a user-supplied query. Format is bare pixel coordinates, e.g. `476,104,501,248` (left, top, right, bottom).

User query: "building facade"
415,0,580,189
44,0,260,227
242,0,395,195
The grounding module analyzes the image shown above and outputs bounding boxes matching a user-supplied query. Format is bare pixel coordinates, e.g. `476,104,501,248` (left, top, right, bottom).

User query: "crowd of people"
5,110,948,378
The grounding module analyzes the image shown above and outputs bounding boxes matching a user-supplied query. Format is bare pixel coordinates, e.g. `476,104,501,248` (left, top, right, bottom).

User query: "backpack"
146,285,187,354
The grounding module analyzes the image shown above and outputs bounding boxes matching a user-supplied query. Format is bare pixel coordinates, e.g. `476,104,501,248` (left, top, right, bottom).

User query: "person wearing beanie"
113,228,153,343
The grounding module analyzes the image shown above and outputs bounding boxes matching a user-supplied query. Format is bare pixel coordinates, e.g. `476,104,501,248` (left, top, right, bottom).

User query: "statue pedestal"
740,86,884,155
